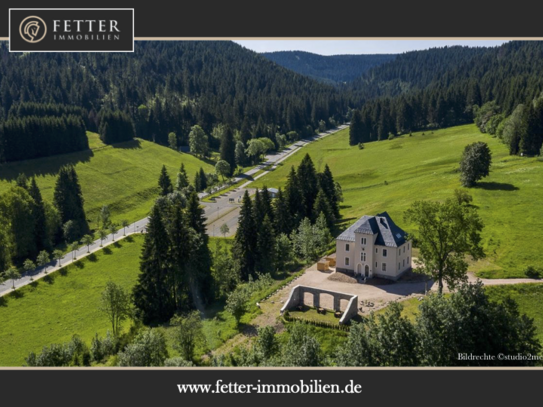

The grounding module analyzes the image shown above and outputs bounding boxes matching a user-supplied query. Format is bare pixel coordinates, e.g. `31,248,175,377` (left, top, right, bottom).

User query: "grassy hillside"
0,235,239,366
0,235,144,367
253,124,543,278
0,132,214,229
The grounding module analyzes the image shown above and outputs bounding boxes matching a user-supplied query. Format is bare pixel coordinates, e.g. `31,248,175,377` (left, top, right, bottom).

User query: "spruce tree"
253,189,263,225
199,168,207,191
186,191,207,239
259,186,274,224
256,215,276,274
349,110,364,146
167,205,192,311
28,178,49,251
313,190,335,231
297,154,319,221
175,163,189,191
273,188,293,236
318,164,340,217
220,126,236,176
194,167,207,192
285,166,303,226
185,191,213,306
16,173,29,190
53,165,89,239
158,165,172,196
519,102,543,156
232,190,258,280
133,204,174,324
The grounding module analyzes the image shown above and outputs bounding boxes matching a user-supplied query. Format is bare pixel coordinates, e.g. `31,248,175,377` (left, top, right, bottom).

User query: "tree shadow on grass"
0,149,94,182
103,247,113,255
87,253,98,262
0,297,7,307
125,235,134,243
110,139,142,150
241,323,258,337
11,290,24,299
59,268,69,276
475,182,519,191
74,260,85,269
113,241,121,249
43,275,54,284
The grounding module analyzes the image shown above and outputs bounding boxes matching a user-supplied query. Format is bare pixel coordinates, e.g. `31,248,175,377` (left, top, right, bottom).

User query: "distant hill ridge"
262,50,396,83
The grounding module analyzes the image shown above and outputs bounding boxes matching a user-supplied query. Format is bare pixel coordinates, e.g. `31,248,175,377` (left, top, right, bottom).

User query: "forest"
0,41,347,162
347,41,543,152
3,41,543,163
262,51,396,83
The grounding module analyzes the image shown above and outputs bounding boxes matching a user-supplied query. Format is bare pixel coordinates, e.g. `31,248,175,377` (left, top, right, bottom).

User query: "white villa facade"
335,212,411,280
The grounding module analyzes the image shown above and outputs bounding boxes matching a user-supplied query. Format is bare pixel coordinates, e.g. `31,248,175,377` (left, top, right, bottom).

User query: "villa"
335,212,411,280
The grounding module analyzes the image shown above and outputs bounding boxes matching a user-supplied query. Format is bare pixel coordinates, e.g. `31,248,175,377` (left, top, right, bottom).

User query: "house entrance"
365,265,370,277
357,264,362,274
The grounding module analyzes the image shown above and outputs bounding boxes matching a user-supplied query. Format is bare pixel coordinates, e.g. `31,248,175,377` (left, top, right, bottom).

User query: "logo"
10,9,134,52
19,16,47,43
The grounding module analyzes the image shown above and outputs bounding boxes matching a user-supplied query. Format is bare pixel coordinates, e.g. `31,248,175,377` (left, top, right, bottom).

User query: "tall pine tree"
273,188,292,236
297,154,319,221
133,204,174,324
158,165,173,196
232,190,258,280
53,165,89,240
220,126,236,176
28,178,49,251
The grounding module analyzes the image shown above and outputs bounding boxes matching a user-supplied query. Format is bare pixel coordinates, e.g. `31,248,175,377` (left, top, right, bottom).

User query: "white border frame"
9,8,134,52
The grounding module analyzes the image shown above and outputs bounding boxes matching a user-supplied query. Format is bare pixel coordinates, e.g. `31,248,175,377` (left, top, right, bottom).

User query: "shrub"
358,142,364,150
164,357,195,367
90,331,118,363
388,134,395,140
25,335,91,367
524,266,542,279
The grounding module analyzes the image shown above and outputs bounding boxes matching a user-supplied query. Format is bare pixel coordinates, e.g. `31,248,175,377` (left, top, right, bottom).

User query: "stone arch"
357,263,362,274
303,291,316,308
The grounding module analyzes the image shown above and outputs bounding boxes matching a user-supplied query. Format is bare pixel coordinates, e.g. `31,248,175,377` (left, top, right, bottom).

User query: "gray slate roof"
336,211,407,247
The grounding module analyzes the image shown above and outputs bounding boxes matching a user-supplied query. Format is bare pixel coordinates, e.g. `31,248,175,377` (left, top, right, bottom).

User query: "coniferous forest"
346,41,543,154
0,41,347,162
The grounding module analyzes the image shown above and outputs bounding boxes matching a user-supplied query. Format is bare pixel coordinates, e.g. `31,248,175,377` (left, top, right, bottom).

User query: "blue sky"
233,40,509,55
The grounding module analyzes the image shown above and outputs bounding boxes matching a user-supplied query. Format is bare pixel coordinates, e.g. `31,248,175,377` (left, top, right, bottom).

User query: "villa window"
345,243,350,252
407,257,410,265
383,249,387,257
361,237,367,245
408,243,410,250
375,262,378,268
398,249,401,256
361,252,366,261
375,248,378,253
403,246,406,253
382,263,387,272
403,259,405,267
345,257,350,266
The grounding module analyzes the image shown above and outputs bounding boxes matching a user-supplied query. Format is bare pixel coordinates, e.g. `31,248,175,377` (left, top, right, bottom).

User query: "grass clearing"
253,124,543,278
0,236,241,366
0,132,214,229
0,235,145,367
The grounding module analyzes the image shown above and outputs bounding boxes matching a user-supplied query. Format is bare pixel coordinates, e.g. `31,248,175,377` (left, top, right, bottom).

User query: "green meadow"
253,124,543,278
0,235,144,367
0,132,214,229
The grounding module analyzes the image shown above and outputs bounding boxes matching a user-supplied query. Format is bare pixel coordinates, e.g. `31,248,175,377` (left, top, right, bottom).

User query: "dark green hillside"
262,50,395,83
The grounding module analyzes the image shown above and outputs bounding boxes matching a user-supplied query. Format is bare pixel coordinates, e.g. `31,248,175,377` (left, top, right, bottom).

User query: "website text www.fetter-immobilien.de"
177,379,362,394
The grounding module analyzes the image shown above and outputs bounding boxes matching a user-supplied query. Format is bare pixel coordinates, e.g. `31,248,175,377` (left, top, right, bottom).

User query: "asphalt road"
0,125,348,296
